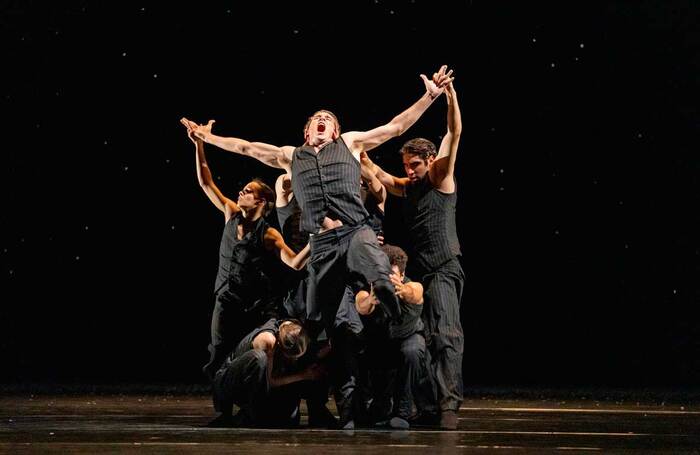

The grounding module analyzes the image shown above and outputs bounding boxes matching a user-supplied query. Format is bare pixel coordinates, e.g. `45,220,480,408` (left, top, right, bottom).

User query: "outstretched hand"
180,118,198,144
180,117,215,142
420,65,454,99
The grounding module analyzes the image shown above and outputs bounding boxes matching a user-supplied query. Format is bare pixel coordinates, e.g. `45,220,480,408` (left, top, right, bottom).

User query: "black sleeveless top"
403,175,461,274
275,195,310,253
389,276,424,339
291,138,369,234
214,213,272,301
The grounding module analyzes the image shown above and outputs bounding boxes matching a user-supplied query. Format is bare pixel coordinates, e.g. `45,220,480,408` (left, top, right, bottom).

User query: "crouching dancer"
209,318,336,428
355,244,438,430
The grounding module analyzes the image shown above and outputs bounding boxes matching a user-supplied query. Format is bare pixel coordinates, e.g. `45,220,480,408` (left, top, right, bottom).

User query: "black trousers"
303,224,398,425
305,224,399,330
363,332,437,420
203,288,278,380
420,258,465,412
212,349,330,427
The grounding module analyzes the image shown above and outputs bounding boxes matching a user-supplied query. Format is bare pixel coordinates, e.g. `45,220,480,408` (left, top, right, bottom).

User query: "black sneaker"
206,410,253,428
205,413,234,428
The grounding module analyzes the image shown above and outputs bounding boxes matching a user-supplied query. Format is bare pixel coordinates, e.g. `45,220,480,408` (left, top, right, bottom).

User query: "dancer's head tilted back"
304,110,341,146
238,179,275,216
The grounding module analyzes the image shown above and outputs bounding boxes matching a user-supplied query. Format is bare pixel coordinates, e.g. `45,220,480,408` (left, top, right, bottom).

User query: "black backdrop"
2,1,698,387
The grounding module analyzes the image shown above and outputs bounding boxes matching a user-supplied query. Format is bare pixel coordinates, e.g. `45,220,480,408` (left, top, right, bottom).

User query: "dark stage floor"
2,388,700,453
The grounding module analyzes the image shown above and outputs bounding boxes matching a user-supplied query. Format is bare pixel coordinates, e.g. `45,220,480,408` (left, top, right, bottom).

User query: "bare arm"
391,273,424,305
355,287,378,316
360,152,386,209
401,282,424,305
361,151,409,197
251,331,324,388
429,82,462,193
265,228,310,270
251,332,305,388
343,65,454,156
270,363,325,388
274,172,293,208
187,128,240,220
180,118,294,170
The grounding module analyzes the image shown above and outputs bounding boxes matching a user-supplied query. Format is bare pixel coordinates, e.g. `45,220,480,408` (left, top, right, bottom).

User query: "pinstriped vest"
404,175,461,273
291,138,369,234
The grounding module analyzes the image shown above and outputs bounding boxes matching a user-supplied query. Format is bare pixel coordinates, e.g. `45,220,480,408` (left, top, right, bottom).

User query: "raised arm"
342,65,454,156
360,151,409,197
360,152,387,208
185,125,240,221
180,118,294,170
274,172,294,208
429,82,462,193
264,228,311,270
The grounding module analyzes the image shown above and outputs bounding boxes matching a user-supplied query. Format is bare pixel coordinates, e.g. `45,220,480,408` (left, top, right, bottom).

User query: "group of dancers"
180,65,464,430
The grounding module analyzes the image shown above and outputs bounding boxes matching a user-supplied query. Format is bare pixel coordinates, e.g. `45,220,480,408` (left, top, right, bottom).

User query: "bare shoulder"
340,131,362,146
223,201,240,221
252,331,276,352
340,132,362,159
341,131,360,142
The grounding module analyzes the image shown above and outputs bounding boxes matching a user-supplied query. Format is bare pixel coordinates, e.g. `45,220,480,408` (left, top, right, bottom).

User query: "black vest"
291,138,368,234
403,175,461,274
389,276,424,339
214,213,271,299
